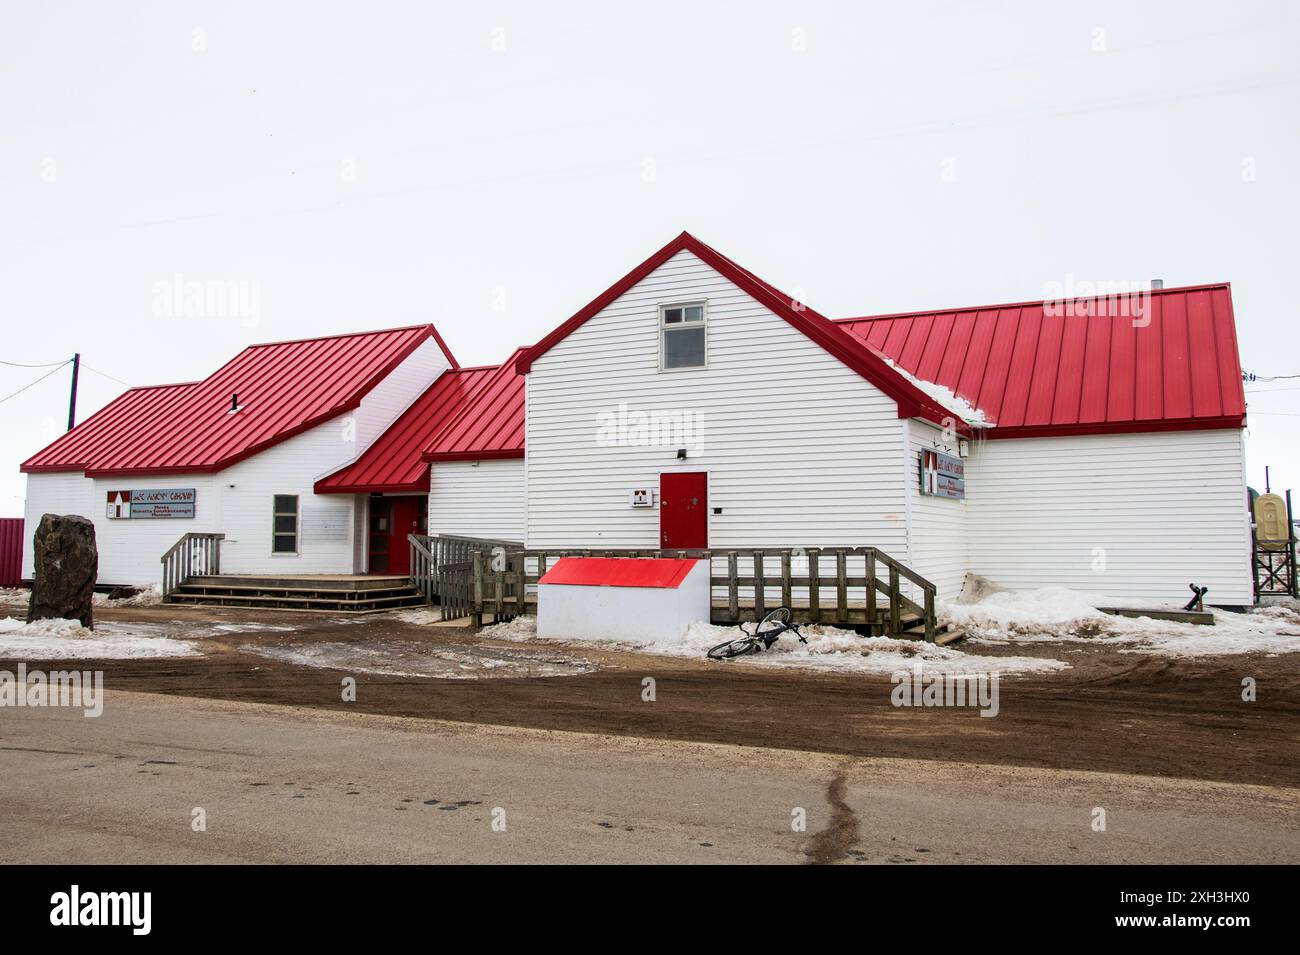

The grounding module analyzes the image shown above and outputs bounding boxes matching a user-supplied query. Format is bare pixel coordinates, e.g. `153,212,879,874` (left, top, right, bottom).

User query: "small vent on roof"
228,392,243,414
1151,279,1164,290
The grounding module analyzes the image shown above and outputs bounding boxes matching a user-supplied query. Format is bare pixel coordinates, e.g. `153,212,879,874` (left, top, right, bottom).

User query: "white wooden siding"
19,338,448,586
906,419,970,599
524,249,910,553
428,459,526,542
965,428,1252,604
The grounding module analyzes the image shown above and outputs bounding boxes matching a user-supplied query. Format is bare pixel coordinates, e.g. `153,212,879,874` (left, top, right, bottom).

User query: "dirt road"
5,602,1293,789
3,690,1297,864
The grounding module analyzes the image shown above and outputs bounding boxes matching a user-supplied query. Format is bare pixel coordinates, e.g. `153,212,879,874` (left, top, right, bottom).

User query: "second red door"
660,472,708,548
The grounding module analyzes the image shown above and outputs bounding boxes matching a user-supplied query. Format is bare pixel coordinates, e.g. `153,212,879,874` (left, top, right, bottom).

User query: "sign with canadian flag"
106,488,196,519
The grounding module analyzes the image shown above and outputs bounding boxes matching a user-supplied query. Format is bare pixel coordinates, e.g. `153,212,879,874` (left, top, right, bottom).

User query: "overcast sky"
3,0,1298,516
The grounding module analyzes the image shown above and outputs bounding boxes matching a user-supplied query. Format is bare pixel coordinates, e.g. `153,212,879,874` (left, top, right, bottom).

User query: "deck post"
471,550,484,627
835,548,847,624
727,551,739,621
889,564,901,635
808,547,821,623
924,589,936,642
752,551,765,620
865,550,877,628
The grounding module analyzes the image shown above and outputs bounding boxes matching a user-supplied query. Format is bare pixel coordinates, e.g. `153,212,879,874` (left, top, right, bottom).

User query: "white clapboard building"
21,232,1253,605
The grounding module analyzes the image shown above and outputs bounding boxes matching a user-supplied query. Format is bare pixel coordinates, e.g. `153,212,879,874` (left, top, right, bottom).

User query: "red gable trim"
514,232,969,432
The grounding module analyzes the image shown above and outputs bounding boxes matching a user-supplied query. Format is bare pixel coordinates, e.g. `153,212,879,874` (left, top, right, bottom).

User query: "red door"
369,496,426,574
660,472,708,548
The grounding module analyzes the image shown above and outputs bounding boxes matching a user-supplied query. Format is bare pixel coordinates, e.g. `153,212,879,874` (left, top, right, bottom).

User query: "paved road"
1,691,1297,864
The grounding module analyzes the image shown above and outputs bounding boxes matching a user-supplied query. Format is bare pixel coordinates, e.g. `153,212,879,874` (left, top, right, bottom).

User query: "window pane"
684,305,703,322
272,534,296,553
663,326,705,368
273,495,297,514
663,308,683,324
274,515,296,533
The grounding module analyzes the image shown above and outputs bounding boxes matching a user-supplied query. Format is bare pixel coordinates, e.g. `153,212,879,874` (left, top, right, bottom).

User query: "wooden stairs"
164,575,427,614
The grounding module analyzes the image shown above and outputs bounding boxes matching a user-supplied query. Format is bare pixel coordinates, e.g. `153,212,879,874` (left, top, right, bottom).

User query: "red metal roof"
515,232,969,433
421,347,527,461
316,346,527,494
538,556,700,588
837,284,1246,438
314,364,502,494
22,324,454,476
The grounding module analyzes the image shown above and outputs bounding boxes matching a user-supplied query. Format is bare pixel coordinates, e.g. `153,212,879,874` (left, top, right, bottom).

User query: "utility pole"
66,353,80,431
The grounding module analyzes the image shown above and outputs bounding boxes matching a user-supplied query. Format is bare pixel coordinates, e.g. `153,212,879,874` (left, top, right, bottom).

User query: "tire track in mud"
804,768,859,865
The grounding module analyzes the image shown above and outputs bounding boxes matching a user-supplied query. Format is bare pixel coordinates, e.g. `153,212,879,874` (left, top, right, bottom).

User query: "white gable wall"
905,419,970,600
965,428,1253,604
428,458,526,542
525,249,911,554
19,335,450,586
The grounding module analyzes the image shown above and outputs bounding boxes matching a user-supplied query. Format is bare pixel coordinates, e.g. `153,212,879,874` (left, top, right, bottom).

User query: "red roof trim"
514,232,969,432
981,415,1245,441
424,448,526,463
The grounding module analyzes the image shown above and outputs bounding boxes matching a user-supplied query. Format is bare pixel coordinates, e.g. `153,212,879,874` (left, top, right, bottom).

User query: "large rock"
27,513,98,629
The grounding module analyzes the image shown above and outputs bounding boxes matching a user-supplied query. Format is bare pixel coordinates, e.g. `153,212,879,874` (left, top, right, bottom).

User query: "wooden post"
808,548,820,623
835,548,847,623
727,551,739,621
781,551,792,608
889,564,901,635
753,550,765,620
471,551,484,627
515,553,527,616
865,550,877,628
924,589,936,642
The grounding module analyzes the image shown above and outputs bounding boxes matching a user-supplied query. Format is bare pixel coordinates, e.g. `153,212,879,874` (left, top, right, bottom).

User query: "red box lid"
538,556,699,589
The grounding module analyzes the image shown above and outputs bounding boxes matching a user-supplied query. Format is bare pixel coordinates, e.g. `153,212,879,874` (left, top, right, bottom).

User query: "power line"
0,360,71,406
81,363,133,388
0,358,71,369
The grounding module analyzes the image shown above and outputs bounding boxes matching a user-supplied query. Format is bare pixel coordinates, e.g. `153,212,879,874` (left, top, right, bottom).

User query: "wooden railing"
408,533,523,621
437,545,938,640
160,532,225,599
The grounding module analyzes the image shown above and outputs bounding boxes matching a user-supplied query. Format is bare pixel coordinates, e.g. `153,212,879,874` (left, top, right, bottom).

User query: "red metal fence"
0,518,24,588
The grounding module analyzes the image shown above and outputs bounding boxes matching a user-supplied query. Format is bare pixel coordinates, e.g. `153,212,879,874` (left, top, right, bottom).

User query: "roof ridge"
837,282,1232,324
242,322,437,349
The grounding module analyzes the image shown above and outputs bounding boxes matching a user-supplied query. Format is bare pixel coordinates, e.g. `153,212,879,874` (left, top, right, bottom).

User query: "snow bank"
944,587,1300,657
389,607,443,625
0,617,201,659
92,584,164,608
482,615,1066,675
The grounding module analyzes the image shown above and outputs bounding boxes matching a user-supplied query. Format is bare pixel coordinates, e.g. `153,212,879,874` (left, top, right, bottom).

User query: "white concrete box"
536,557,710,643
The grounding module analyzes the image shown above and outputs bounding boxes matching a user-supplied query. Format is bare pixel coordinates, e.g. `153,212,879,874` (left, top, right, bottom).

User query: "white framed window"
272,494,299,554
659,301,707,370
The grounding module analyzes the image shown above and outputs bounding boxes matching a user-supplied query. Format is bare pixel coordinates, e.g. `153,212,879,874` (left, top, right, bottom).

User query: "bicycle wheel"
753,607,792,641
707,637,760,660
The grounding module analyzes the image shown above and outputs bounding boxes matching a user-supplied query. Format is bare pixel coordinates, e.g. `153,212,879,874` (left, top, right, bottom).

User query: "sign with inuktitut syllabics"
106,488,196,519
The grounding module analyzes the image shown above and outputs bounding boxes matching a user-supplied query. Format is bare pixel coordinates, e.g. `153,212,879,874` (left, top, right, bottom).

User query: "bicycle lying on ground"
706,606,808,660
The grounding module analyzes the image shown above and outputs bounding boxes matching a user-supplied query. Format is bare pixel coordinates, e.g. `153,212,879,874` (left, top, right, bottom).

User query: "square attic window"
661,302,706,369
